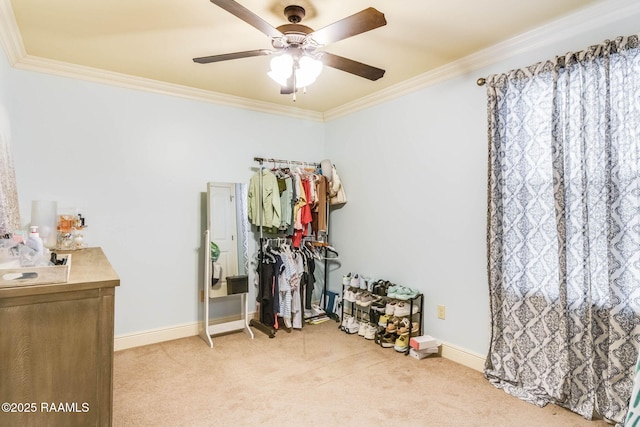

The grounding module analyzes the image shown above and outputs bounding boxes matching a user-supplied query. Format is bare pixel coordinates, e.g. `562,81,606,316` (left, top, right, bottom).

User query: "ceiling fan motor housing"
284,5,305,23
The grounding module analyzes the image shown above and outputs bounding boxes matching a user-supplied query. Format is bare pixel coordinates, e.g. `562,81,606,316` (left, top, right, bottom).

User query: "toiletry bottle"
26,225,44,255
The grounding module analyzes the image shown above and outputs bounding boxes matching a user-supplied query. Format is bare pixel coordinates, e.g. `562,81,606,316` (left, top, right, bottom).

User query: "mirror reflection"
206,182,249,298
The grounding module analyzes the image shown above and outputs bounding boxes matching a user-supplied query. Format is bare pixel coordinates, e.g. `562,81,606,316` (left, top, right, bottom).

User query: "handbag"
329,164,347,205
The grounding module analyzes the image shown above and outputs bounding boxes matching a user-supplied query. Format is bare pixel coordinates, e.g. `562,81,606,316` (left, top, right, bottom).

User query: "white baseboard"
114,322,199,351
440,341,486,372
114,313,252,351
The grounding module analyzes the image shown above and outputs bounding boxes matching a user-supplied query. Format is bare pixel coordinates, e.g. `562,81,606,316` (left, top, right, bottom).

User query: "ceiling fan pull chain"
293,68,297,102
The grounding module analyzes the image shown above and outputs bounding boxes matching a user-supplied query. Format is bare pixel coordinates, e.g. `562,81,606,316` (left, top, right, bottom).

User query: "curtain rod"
477,77,486,86
254,156,320,167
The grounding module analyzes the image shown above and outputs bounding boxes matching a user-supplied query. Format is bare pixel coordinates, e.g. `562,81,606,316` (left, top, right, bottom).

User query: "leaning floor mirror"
201,182,253,347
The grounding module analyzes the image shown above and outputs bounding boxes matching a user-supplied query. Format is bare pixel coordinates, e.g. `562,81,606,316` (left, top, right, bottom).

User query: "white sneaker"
341,314,352,331
394,302,419,317
342,273,352,286
385,300,397,316
364,323,377,340
311,304,325,316
356,292,374,307
358,322,367,337
350,274,360,288
344,289,356,302
346,317,360,334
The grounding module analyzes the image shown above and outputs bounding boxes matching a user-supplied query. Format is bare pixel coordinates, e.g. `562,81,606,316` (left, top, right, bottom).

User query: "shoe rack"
340,277,423,355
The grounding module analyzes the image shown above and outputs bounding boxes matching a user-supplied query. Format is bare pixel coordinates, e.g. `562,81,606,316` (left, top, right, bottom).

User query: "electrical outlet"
437,305,446,320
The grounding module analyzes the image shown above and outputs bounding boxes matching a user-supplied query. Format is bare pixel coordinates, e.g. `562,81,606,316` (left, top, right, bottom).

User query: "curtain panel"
485,35,640,424
0,105,19,235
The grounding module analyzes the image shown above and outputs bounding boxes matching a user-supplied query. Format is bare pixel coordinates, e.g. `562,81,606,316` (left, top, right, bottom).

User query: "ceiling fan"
193,0,387,95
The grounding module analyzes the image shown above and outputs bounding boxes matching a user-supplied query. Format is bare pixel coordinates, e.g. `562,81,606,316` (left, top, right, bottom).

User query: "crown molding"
0,0,25,64
2,0,639,123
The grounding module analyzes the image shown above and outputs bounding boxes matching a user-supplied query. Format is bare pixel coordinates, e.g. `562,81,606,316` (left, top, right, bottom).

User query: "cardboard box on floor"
409,347,439,360
410,334,437,350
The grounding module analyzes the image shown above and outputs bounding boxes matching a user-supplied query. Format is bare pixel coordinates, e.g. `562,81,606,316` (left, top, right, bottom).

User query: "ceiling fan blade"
309,7,386,46
209,0,283,38
321,52,385,81
193,49,272,64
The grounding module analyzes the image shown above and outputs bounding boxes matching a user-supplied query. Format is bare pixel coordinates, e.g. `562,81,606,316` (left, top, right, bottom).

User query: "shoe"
311,304,325,316
374,327,383,345
356,292,374,307
364,323,377,340
394,302,419,317
385,300,397,316
395,286,419,300
380,332,397,348
354,291,363,304
371,297,387,313
358,322,367,337
386,284,398,299
370,280,381,295
378,314,390,327
369,310,380,325
386,317,400,334
394,334,409,352
344,289,357,303
350,274,360,288
411,322,420,336
341,314,352,331
345,317,360,334
342,273,352,286
360,276,369,290
393,285,408,299
397,318,411,335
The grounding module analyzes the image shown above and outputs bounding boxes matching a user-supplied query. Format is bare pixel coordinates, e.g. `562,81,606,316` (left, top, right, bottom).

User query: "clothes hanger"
325,246,339,257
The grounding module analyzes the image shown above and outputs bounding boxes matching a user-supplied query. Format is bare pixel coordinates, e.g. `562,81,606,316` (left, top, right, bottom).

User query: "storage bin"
226,274,248,295
0,254,71,287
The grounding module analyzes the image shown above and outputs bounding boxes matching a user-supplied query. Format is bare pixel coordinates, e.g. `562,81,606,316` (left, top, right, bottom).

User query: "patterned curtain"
0,105,20,235
485,35,640,424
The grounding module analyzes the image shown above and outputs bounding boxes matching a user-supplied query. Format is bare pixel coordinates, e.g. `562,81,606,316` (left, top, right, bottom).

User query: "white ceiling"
6,0,604,116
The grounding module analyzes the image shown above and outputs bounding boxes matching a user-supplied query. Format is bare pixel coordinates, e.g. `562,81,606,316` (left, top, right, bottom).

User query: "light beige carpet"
113,320,612,426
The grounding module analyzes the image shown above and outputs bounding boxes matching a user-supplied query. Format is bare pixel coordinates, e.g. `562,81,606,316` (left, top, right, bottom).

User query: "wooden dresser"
0,247,119,427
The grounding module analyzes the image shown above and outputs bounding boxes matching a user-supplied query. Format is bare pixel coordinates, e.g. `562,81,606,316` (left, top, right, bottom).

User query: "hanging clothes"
248,168,282,230
251,158,339,334
278,173,293,232
255,238,325,329
311,174,328,235
292,174,313,247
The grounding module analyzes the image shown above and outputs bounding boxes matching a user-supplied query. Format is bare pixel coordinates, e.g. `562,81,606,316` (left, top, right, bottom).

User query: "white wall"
0,56,324,336
325,80,489,354
324,2,640,356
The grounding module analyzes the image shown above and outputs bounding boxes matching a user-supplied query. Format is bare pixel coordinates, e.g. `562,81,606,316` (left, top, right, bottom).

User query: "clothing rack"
249,156,338,338
254,157,320,167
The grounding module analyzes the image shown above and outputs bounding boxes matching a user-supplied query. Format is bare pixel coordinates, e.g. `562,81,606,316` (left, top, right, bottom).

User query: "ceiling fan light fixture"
295,55,323,88
267,53,294,86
